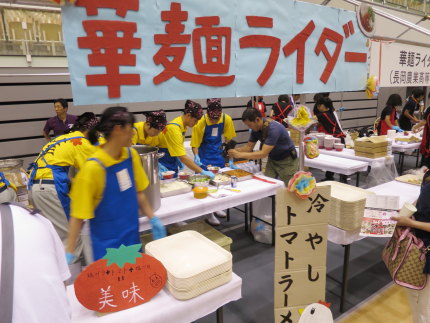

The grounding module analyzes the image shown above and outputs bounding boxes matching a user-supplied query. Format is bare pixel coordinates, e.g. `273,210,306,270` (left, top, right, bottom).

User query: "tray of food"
395,174,422,186
160,180,192,198
210,173,231,187
222,169,253,181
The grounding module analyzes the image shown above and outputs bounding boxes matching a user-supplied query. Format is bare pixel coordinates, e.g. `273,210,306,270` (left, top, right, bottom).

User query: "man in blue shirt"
227,108,298,185
43,98,77,141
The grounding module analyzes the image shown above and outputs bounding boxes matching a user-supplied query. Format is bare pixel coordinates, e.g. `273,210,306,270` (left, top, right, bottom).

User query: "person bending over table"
227,108,298,186
29,112,99,263
399,88,424,131
158,100,214,179
378,94,404,135
191,98,237,225
391,170,430,323
131,110,167,146
0,172,17,203
413,92,430,169
66,107,166,264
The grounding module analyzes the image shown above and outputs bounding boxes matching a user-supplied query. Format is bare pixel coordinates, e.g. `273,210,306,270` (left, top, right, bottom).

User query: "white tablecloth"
391,141,421,153
304,153,369,175
140,175,285,231
318,148,392,167
367,180,420,206
68,273,242,323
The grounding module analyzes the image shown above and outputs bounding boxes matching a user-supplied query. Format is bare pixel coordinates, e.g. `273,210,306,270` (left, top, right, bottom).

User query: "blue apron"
199,114,225,168
27,136,84,218
88,148,140,260
0,172,11,187
159,122,184,176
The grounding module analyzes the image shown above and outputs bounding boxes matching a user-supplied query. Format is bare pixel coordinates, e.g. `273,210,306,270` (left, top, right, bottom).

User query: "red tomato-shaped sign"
74,244,167,313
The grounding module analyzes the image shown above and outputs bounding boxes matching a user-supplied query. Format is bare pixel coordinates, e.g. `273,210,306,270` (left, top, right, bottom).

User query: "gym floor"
195,152,419,323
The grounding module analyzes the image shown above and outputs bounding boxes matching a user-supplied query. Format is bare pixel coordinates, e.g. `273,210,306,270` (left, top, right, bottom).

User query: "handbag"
382,225,430,290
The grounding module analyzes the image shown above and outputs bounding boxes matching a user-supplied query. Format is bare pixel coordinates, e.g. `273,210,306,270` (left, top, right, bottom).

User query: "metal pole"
299,130,305,171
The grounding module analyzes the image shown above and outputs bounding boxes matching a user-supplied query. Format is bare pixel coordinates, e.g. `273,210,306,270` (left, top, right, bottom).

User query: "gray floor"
195,151,420,323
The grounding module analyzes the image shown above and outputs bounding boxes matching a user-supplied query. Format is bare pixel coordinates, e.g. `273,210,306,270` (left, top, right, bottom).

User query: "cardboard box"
354,145,388,153
276,186,331,227
355,151,388,158
354,136,388,148
274,224,328,271
274,267,326,308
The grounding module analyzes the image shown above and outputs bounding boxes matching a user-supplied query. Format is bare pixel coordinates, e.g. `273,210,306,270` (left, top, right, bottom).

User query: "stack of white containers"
316,181,374,230
145,231,232,300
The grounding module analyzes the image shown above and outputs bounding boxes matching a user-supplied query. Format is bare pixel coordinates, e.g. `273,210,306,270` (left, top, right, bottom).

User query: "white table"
391,140,422,173
139,175,285,232
318,147,392,167
330,179,420,312
68,273,242,323
304,153,369,186
367,180,420,206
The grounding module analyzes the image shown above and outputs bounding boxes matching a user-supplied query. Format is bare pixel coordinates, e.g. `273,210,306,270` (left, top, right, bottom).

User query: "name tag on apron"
116,169,132,192
211,127,218,137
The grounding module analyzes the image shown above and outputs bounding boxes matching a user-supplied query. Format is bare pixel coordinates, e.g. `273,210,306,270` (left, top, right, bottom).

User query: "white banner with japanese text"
62,0,369,105
371,41,430,88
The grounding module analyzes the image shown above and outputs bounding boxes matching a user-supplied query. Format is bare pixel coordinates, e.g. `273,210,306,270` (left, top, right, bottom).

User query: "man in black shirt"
399,88,424,131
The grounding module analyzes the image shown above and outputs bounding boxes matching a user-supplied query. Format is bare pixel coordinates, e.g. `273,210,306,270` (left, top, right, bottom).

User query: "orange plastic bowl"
193,186,208,199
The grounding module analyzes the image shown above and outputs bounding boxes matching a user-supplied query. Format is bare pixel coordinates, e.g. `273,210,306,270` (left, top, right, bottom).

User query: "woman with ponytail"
66,106,166,263
29,112,99,263
131,110,167,146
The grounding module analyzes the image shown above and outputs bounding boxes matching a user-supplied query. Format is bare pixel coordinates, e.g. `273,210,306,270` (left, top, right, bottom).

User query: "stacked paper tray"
316,181,374,231
167,220,233,251
145,231,232,300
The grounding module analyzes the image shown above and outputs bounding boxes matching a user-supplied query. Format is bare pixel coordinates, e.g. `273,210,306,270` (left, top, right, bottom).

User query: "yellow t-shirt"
191,113,236,148
131,122,160,146
33,131,96,180
70,147,148,220
157,116,187,157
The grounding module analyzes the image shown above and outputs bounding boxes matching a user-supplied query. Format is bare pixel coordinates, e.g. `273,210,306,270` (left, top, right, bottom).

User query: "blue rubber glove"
176,157,184,170
338,107,345,112
158,163,169,179
194,154,202,166
150,216,166,240
229,159,239,170
66,252,75,265
392,126,404,132
200,170,215,178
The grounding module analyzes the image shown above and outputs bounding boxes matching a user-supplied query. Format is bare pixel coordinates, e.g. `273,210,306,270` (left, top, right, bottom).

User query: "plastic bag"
366,157,398,187
250,215,272,245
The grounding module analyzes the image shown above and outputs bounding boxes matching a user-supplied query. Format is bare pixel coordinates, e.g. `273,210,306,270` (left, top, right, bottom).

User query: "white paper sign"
116,169,132,192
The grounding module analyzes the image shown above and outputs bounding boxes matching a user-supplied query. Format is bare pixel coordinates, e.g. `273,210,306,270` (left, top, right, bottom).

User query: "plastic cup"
398,203,417,217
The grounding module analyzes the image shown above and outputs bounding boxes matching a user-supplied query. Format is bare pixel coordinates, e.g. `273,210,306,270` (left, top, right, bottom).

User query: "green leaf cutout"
102,244,142,268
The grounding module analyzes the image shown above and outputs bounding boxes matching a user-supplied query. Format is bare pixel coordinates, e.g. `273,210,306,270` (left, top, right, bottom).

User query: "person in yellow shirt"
0,172,17,203
66,106,166,263
158,100,214,178
131,110,167,146
191,98,236,168
191,98,237,225
28,112,98,261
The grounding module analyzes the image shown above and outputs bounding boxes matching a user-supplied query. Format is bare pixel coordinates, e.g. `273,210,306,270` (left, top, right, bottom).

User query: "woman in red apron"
247,96,266,117
270,94,292,128
378,94,403,135
315,97,345,181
